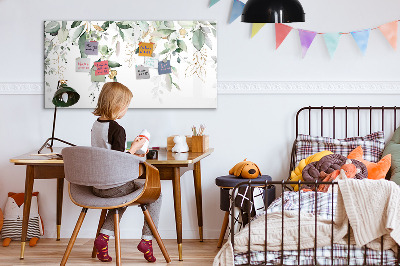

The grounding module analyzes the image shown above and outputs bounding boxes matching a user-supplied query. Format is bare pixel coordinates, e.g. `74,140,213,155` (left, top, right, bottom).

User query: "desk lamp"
38,80,80,154
241,0,305,23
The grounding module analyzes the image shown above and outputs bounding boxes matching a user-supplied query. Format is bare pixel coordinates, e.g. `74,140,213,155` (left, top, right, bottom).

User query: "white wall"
1,0,400,239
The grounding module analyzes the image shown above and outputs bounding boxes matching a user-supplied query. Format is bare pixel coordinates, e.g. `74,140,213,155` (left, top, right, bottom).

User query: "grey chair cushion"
69,180,145,208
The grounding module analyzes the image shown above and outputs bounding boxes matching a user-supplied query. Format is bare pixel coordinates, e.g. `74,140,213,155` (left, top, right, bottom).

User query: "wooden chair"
60,146,171,265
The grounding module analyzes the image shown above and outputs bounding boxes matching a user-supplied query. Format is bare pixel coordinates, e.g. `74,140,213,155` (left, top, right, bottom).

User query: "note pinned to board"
138,42,154,57
158,60,172,75
94,60,109,76
136,65,150,79
76,58,91,72
143,57,158,68
85,41,98,55
91,69,106,82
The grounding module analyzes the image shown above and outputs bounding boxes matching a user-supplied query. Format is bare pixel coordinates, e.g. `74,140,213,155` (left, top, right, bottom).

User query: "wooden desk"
10,147,213,261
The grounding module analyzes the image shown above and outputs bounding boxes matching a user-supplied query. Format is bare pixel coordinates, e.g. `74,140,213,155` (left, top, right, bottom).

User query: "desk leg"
20,165,35,259
193,161,203,242
56,178,64,241
172,167,183,261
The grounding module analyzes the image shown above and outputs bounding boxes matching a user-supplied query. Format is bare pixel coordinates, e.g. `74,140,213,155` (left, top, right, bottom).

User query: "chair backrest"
62,146,145,187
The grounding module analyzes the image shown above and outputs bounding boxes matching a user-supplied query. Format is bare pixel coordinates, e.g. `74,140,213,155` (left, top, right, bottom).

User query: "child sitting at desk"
91,82,162,263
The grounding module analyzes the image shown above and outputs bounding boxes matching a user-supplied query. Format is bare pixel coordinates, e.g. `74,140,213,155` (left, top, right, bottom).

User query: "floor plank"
0,239,221,265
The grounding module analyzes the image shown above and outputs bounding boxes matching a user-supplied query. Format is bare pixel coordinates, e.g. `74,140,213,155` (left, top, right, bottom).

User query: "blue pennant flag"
351,29,370,55
323,33,341,58
209,0,220,7
229,0,245,23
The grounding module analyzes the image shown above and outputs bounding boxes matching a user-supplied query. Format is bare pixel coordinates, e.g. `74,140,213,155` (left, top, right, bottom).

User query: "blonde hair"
93,82,133,120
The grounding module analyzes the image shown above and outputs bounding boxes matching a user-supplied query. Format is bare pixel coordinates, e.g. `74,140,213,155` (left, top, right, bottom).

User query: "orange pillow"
347,146,391,180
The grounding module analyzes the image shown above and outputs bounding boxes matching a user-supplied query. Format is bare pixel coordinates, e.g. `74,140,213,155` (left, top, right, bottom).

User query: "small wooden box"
167,135,192,151
191,135,209,153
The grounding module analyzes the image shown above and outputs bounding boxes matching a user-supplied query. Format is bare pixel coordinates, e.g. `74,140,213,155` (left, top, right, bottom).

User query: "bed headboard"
290,106,400,179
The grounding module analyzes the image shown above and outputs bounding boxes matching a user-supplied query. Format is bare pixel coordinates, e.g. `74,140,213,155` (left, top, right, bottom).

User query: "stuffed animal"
348,146,391,180
172,135,189,153
317,160,360,193
1,192,44,247
229,159,261,179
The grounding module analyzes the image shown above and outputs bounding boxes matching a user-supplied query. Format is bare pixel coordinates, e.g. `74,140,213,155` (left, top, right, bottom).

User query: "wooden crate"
191,135,209,153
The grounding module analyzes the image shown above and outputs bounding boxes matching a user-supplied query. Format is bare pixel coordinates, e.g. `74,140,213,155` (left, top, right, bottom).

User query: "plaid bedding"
234,191,397,265
294,131,385,166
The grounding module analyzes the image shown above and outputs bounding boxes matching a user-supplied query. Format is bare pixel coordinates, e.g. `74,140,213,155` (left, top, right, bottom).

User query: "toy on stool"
229,159,261,179
1,192,44,247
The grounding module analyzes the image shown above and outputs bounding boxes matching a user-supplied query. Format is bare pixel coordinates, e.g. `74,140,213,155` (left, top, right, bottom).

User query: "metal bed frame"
230,106,400,266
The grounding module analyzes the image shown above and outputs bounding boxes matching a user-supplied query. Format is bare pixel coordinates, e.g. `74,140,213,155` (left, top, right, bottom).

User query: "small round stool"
215,175,275,248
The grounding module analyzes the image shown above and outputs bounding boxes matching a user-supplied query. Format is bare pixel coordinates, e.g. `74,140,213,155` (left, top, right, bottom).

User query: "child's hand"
129,137,147,154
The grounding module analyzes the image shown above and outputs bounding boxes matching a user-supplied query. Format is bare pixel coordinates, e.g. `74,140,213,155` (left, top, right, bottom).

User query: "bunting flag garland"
209,0,220,7
251,23,266,38
229,0,245,24
323,33,341,58
298,29,317,58
351,29,370,55
275,23,293,49
207,2,400,58
378,21,398,50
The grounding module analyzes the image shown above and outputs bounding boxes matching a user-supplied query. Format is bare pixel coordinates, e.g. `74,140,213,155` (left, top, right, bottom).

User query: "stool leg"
114,209,121,266
92,209,107,258
217,211,230,248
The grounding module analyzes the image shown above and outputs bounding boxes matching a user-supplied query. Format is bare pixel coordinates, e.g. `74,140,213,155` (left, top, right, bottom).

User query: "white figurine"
172,135,189,153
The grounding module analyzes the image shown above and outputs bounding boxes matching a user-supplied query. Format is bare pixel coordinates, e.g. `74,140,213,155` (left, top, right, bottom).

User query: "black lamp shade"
241,0,305,23
52,84,80,107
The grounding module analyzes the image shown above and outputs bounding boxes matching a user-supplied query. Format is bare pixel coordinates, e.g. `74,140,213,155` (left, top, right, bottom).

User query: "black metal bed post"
281,181,285,266
314,180,318,266
264,180,268,266
298,180,301,266
247,180,252,264
331,182,334,265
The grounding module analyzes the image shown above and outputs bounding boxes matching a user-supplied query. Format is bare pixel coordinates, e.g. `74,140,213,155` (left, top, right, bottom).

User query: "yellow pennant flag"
251,23,266,38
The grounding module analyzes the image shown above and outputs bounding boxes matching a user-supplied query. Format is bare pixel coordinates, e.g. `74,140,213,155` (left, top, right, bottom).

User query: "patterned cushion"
294,131,385,167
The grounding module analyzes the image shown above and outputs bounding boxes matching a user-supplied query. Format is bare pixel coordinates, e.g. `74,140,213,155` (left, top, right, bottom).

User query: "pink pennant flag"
275,23,293,49
298,29,317,58
378,21,398,50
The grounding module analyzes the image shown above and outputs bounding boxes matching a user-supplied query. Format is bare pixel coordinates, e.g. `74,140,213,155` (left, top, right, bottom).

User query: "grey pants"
92,180,162,240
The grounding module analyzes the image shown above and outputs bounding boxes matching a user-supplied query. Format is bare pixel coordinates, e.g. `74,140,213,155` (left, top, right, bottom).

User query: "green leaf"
211,28,216,37
192,29,205,51
71,21,82,28
99,45,108,55
205,35,213,50
174,48,183,53
101,21,111,31
58,28,69,43
177,57,181,63
177,39,187,52
164,21,174,28
178,21,195,29
200,26,211,34
152,29,175,38
61,21,67,30
108,61,122,68
135,47,139,54
45,40,53,59
159,48,169,55
116,22,131,29
118,28,125,41
45,21,60,34
72,25,85,42
172,82,181,90
78,32,88,58
137,21,149,32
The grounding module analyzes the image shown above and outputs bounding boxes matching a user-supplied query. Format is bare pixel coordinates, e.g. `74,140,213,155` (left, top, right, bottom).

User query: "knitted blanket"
214,179,400,266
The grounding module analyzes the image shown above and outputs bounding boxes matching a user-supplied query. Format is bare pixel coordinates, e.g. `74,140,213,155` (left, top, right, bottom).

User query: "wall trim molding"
1,81,400,95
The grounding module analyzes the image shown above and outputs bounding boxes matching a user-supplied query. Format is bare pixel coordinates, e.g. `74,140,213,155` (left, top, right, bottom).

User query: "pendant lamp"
38,80,80,154
241,0,305,23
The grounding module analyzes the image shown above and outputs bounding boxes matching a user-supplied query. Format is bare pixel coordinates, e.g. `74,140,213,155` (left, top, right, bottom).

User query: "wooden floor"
0,239,221,265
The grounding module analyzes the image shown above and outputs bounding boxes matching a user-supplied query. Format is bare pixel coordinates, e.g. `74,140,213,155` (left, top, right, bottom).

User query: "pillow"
382,126,400,184
348,146,391,180
295,131,385,167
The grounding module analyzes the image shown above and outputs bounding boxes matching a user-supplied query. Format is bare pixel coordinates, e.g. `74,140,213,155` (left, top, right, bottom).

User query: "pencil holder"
191,135,209,153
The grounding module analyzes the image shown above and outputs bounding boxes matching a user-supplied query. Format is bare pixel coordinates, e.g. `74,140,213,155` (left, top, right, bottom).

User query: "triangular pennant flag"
351,29,370,55
229,0,245,24
378,21,398,50
251,23,266,38
209,0,220,7
323,33,341,58
298,29,317,58
275,23,293,49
